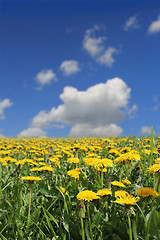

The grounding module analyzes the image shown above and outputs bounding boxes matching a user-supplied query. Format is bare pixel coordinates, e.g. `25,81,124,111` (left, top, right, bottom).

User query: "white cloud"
140,126,157,136
31,77,133,137
124,16,140,31
69,123,123,137
83,32,106,57
148,16,160,34
128,104,138,119
83,25,118,67
83,26,106,57
18,127,46,137
60,60,80,76
0,98,13,119
98,47,117,67
35,69,57,90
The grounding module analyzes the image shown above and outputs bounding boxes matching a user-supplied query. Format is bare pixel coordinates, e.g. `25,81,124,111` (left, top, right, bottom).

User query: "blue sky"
0,0,160,137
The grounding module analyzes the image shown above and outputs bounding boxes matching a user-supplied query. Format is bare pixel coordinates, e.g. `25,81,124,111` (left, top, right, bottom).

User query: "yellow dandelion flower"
59,186,69,195
30,167,41,172
67,168,81,180
148,163,160,174
77,190,100,202
111,181,126,188
67,157,80,164
115,190,129,198
115,151,140,164
122,178,131,185
97,189,112,196
21,176,42,181
136,187,159,197
114,194,139,205
39,166,54,172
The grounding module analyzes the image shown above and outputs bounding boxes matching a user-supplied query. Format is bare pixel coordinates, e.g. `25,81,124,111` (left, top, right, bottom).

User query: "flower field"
0,135,160,240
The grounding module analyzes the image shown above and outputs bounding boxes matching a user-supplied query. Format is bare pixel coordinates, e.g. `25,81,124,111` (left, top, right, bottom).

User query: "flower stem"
87,203,93,240
128,214,132,240
80,218,85,240
27,184,32,230
101,171,103,188
154,175,160,191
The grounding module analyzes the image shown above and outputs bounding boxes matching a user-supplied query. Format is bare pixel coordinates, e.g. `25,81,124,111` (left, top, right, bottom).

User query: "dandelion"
21,176,42,182
67,168,81,180
77,190,100,202
114,194,139,205
115,190,129,198
136,187,159,197
111,181,126,188
148,163,160,174
67,157,80,164
38,165,54,172
115,151,141,164
59,186,69,195
122,178,131,185
97,189,112,196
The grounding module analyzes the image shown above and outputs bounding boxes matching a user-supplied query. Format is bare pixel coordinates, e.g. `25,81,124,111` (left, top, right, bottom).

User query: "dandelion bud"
78,204,86,218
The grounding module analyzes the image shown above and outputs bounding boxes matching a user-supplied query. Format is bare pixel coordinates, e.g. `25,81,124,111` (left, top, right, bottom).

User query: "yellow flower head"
97,189,112,196
39,166,54,172
77,190,100,202
136,187,159,197
148,163,160,174
21,176,42,182
67,157,80,164
59,186,69,195
115,151,141,164
67,168,81,180
111,181,126,188
122,178,131,185
115,190,129,198
114,193,139,205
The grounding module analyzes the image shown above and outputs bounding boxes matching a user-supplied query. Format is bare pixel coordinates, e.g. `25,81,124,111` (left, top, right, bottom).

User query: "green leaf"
42,206,57,237
63,221,69,233
149,210,160,238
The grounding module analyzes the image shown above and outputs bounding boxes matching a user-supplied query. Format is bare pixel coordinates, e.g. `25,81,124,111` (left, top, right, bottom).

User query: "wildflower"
148,163,160,174
39,165,54,172
67,157,80,164
97,189,112,196
111,181,126,188
136,187,159,197
84,157,113,172
21,176,42,182
122,178,131,185
115,151,141,164
30,167,41,172
77,190,100,202
114,194,139,205
67,168,81,180
59,186,69,195
115,190,129,198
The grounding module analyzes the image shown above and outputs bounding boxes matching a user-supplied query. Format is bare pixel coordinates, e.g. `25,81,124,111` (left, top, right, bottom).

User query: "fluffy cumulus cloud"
60,60,80,76
83,27,106,57
35,69,57,90
140,126,157,136
98,47,117,67
83,25,118,67
148,16,160,34
0,98,13,119
124,16,140,31
69,123,123,137
18,127,46,137
31,77,132,137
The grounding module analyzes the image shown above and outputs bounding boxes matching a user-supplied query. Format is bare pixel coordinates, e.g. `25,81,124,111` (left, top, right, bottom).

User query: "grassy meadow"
0,134,160,240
